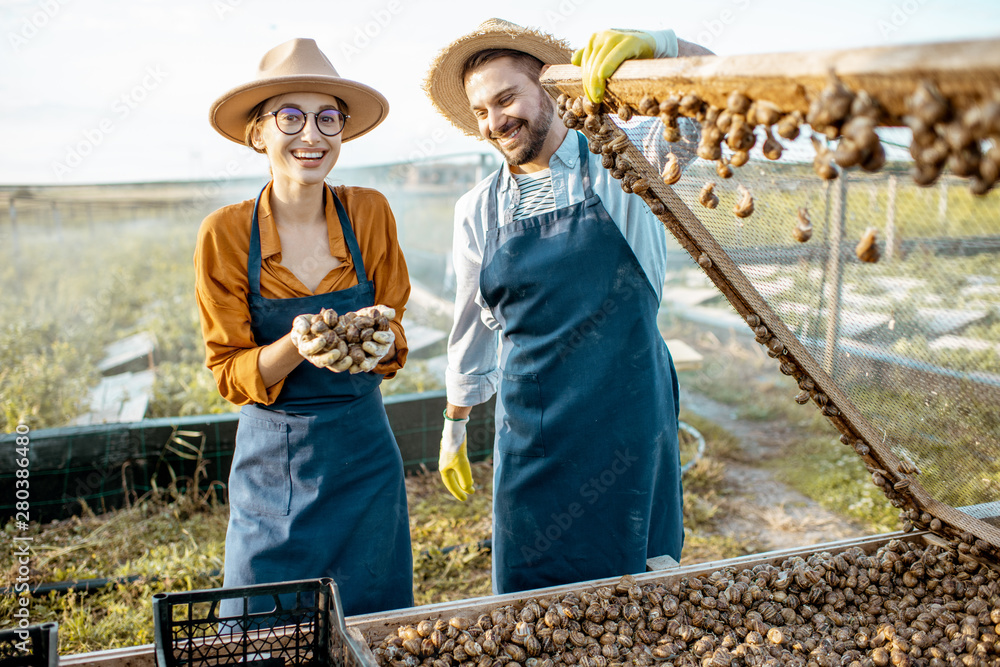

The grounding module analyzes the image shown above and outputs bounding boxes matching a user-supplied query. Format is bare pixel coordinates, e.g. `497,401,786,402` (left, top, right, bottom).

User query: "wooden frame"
540,38,1000,122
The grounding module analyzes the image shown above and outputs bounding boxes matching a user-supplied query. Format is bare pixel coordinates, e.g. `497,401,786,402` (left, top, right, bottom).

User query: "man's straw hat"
424,18,572,138
210,38,388,144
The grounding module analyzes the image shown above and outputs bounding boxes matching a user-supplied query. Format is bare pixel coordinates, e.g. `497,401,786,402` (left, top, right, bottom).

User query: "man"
425,18,710,594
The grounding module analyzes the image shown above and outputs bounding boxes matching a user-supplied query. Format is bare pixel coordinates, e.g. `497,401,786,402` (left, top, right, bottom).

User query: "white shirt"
445,116,698,407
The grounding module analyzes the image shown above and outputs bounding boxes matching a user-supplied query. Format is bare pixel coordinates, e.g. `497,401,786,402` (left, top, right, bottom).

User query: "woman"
195,38,412,616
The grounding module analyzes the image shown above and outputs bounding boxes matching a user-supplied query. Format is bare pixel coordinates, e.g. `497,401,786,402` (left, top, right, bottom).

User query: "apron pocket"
229,411,291,516
498,372,545,457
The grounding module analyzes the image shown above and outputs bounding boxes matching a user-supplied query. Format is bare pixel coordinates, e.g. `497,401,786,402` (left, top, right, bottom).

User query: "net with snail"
541,39,1000,563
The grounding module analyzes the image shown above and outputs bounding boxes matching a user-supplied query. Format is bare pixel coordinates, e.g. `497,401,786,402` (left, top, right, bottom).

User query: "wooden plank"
540,38,1000,123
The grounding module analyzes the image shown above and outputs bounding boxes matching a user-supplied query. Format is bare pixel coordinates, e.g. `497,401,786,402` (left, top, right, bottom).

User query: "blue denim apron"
480,132,683,594
221,185,412,617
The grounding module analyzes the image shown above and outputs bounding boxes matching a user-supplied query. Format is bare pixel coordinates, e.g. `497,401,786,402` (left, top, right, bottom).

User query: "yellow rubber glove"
439,413,474,501
571,30,656,104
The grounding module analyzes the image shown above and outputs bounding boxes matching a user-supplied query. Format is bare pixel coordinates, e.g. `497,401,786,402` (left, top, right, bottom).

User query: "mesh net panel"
612,115,1000,524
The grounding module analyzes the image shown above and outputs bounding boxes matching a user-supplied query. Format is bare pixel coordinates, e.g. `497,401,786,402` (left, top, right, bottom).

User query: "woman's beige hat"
424,18,572,138
210,38,389,144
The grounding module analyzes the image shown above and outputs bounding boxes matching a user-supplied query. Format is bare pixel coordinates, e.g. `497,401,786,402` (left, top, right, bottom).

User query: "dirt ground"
681,389,870,554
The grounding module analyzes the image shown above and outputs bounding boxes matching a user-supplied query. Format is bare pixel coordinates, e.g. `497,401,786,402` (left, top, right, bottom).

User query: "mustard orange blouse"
194,182,410,406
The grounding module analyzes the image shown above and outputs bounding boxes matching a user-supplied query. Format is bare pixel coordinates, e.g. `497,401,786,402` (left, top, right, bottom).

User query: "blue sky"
2,0,998,184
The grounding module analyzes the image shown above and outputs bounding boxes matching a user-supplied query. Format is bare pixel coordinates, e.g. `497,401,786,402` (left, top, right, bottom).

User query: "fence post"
822,173,848,376
885,174,898,262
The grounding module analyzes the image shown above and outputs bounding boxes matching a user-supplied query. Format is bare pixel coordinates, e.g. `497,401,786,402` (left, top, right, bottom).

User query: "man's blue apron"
221,185,412,617
480,132,683,594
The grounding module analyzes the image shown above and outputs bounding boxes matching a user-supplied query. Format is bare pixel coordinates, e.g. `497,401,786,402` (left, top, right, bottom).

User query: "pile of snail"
291,306,394,373
371,539,1000,667
556,74,1000,196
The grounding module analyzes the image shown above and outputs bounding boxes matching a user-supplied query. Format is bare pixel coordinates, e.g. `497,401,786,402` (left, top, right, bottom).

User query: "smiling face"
251,91,343,188
464,56,561,173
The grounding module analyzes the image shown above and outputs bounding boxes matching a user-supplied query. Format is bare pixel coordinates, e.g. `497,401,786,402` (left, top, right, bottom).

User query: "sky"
2,0,999,185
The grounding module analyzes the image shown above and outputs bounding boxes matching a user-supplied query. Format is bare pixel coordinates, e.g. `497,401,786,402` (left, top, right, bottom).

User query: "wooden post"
8,198,18,256
540,38,1000,124
938,179,949,229
822,174,848,377
885,174,898,262
51,200,63,243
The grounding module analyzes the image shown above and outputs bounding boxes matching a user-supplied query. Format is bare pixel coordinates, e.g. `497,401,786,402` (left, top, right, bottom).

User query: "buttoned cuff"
445,367,500,407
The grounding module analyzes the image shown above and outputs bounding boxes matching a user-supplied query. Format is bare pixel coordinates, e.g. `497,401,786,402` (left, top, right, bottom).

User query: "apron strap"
247,185,267,296
576,131,595,200
330,186,369,285
246,184,369,296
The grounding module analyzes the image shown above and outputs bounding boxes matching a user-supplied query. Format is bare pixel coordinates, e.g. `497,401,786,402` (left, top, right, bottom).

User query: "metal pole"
884,174,898,262
822,172,848,376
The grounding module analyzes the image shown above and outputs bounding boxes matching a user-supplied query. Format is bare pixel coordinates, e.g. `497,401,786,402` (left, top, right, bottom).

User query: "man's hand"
572,30,656,103
439,412,474,501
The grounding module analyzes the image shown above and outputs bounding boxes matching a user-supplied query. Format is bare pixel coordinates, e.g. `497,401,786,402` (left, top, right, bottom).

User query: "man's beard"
491,98,554,167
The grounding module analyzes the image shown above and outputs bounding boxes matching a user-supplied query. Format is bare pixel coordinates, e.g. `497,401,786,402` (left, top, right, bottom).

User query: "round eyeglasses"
262,107,349,137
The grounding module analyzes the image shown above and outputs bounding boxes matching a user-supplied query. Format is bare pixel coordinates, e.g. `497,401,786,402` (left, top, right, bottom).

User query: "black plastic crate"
0,623,58,667
153,578,371,667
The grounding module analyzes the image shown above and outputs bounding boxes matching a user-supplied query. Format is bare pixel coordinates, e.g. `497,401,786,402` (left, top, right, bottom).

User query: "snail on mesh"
856,227,881,263
761,127,783,161
793,208,812,243
661,153,681,185
732,185,754,218
811,135,840,180
699,181,719,209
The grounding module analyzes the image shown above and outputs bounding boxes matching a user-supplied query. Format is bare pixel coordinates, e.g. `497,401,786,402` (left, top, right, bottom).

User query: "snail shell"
793,208,812,243
661,153,681,185
729,150,750,168
762,127,783,160
733,185,754,219
361,327,375,342
310,318,329,334
292,314,313,335
345,324,361,343
321,308,339,327
812,136,840,180
699,182,719,209
856,227,881,263
776,110,803,140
